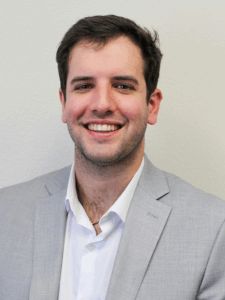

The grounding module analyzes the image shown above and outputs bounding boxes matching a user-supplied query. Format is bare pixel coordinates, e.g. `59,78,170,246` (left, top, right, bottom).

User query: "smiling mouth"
85,123,122,132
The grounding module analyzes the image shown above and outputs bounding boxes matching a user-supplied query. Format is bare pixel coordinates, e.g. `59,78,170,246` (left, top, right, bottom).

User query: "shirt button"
87,244,95,251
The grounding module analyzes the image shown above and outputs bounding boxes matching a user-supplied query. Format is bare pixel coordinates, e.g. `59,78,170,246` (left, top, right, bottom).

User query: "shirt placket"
76,231,99,300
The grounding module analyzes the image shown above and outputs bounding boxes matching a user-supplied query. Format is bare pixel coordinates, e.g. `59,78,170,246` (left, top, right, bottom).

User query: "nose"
89,83,116,116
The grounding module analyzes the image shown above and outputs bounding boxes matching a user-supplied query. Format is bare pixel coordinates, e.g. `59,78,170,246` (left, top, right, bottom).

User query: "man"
0,15,225,300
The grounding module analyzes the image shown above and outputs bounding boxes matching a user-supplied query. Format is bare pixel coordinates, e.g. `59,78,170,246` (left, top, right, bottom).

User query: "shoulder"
0,165,70,245
0,165,71,211
142,155,225,225
158,170,225,239
162,169,225,212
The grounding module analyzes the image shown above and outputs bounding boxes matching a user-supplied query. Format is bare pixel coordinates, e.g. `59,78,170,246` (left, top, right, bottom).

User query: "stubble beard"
66,120,147,168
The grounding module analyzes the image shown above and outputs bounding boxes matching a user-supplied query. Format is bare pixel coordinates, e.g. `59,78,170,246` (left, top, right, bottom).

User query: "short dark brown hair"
56,15,162,101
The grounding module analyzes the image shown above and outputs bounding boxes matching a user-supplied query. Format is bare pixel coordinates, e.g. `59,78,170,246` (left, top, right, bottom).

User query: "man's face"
60,36,162,165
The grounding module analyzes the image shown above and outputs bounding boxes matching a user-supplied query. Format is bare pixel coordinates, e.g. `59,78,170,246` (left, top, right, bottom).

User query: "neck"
74,146,144,222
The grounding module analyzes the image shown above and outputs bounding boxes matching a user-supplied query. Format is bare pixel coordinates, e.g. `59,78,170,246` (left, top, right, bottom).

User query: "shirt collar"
65,163,88,226
106,158,144,222
65,157,144,224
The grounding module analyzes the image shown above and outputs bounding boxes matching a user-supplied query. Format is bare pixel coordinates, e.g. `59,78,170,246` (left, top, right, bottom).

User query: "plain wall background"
0,0,225,200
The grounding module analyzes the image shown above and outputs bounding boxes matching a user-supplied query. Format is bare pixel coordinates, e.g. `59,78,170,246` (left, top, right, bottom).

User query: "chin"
74,136,145,167
84,152,124,166
81,144,143,167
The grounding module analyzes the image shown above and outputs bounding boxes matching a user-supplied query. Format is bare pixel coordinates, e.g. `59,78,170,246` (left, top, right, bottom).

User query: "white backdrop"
0,0,225,200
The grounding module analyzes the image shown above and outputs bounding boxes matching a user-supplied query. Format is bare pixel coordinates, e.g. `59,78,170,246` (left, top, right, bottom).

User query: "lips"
86,123,121,132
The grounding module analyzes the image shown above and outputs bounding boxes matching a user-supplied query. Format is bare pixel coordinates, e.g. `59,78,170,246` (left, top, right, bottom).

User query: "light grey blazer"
1,155,225,300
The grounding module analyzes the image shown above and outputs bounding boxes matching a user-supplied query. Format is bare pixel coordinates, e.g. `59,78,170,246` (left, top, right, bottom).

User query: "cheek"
66,99,86,120
120,100,148,121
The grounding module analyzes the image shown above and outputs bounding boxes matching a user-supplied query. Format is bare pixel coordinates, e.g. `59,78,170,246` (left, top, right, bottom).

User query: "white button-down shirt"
59,159,144,300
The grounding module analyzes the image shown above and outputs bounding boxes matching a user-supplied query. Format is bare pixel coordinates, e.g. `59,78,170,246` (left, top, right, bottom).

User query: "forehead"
67,36,145,79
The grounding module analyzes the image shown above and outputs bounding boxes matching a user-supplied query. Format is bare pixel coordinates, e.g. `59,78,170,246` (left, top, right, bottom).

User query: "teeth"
87,123,120,132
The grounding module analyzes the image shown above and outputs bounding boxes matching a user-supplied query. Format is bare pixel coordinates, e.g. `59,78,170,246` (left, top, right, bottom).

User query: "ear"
59,88,67,123
147,88,163,125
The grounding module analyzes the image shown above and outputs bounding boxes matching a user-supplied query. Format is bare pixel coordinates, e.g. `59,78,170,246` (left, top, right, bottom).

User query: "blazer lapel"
29,167,70,300
106,156,172,300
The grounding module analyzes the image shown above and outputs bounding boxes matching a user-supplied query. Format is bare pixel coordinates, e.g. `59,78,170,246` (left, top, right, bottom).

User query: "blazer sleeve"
197,219,225,299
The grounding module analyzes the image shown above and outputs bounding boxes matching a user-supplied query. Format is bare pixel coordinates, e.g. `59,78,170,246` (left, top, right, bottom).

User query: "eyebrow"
111,76,139,85
69,75,139,86
70,76,94,85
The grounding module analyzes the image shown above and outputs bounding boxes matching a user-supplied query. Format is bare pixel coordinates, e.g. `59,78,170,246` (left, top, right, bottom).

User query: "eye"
74,84,93,91
114,84,134,91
